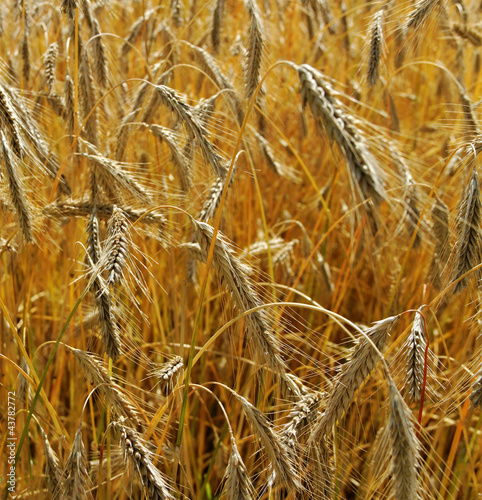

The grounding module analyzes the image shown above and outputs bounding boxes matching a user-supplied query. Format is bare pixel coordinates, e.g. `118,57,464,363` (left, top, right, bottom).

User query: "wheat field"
1,0,482,498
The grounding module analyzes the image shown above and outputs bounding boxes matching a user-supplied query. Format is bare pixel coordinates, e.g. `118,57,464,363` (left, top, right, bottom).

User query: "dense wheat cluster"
2,0,482,498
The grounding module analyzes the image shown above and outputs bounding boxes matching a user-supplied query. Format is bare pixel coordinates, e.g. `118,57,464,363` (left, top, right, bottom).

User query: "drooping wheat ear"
91,18,108,88
0,84,23,156
367,10,384,87
199,153,238,222
71,348,142,425
212,0,225,53
429,196,450,287
150,124,193,192
234,394,301,492
469,369,482,408
120,13,146,60
281,391,322,449
310,315,400,441
391,147,421,247
222,439,255,500
405,0,443,31
432,197,450,262
104,206,131,287
307,440,334,500
155,85,226,177
317,0,335,34
0,131,34,243
86,211,122,361
82,152,153,205
5,86,72,195
79,49,98,146
388,379,421,500
451,167,482,294
46,92,67,119
452,23,482,46
62,423,91,500
458,87,479,142
44,42,58,94
192,220,300,398
39,426,64,498
404,310,427,402
61,0,77,19
151,356,184,395
188,43,244,125
44,201,166,228
244,0,264,102
171,0,183,26
254,131,299,181
64,70,76,137
297,64,385,203
21,31,30,86
113,420,176,500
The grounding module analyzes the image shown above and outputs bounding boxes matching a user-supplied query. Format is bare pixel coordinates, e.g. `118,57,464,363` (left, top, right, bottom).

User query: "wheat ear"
192,220,300,397
404,310,427,402
44,42,59,94
388,379,421,500
71,348,142,425
222,439,256,500
235,394,301,492
297,64,385,203
113,420,175,499
244,0,264,101
0,131,34,243
62,423,91,500
310,315,400,440
451,167,482,293
367,10,384,87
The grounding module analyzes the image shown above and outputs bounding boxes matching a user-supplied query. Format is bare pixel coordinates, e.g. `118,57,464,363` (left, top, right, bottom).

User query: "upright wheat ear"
451,167,482,294
367,10,384,87
388,379,421,500
244,0,264,102
404,310,427,402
